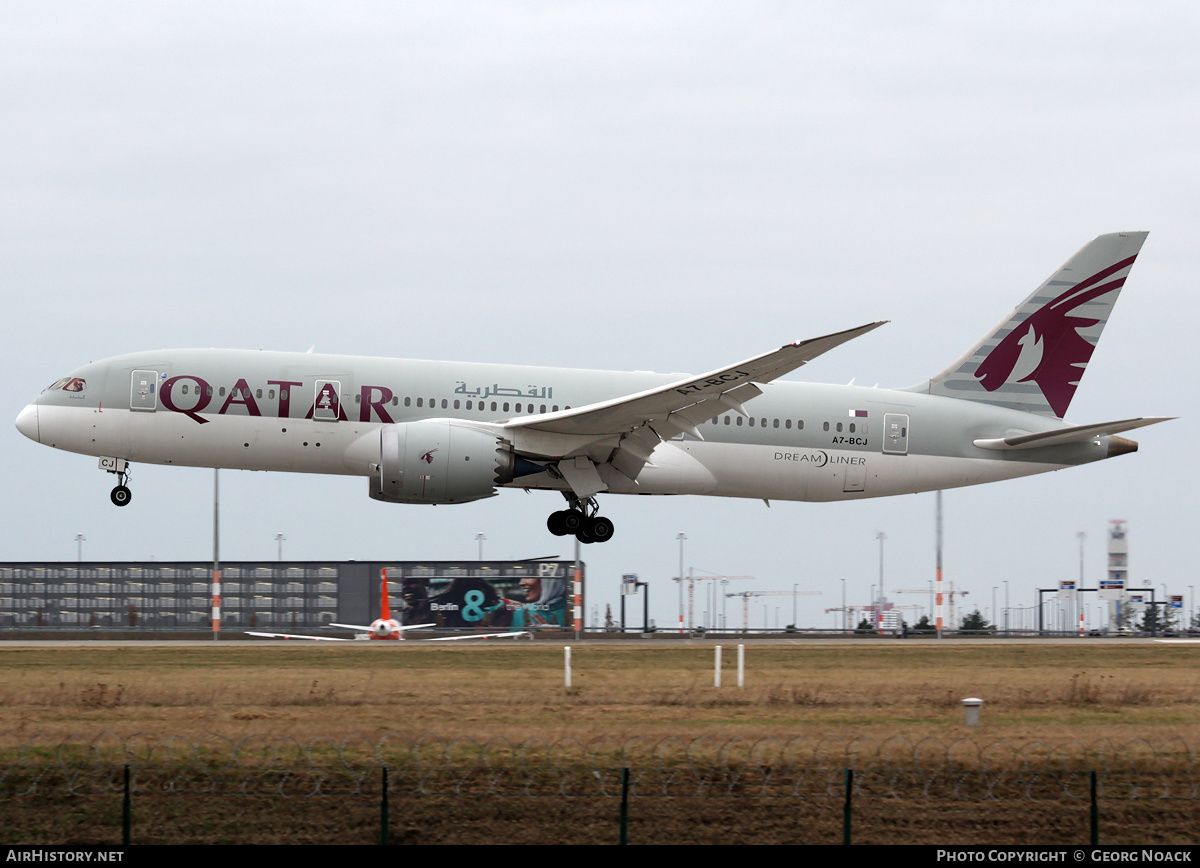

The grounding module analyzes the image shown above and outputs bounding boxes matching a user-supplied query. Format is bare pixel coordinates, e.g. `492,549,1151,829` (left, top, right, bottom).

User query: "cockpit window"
44,377,85,393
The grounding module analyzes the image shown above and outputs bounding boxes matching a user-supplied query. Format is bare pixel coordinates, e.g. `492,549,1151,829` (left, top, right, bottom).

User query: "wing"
503,322,885,492
245,631,354,642
419,631,532,642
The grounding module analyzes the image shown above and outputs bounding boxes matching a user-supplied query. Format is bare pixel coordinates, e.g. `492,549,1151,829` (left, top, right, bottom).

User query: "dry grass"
3,641,1199,845
1,642,1198,746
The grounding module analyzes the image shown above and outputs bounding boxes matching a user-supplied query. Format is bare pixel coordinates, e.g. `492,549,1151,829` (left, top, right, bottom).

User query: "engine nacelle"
370,419,521,505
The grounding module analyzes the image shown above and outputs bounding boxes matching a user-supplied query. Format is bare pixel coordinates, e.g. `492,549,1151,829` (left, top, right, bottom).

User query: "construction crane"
826,602,922,633
676,573,754,630
893,585,971,629
725,589,821,631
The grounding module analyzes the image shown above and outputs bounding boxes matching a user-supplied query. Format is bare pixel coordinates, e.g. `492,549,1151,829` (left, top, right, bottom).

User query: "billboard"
394,561,570,630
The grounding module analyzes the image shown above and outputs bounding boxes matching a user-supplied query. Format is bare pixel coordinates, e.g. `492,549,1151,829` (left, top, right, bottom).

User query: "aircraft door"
883,413,909,455
313,380,342,421
130,370,159,412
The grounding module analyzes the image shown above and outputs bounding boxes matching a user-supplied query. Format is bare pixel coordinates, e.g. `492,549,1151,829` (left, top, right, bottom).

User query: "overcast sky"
4,2,1197,631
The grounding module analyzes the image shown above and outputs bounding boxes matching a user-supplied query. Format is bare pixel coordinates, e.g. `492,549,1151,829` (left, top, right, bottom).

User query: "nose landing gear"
100,457,132,507
547,496,614,544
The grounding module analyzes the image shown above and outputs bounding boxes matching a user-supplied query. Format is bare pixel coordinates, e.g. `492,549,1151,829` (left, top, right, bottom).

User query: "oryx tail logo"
420,449,438,464
974,255,1137,418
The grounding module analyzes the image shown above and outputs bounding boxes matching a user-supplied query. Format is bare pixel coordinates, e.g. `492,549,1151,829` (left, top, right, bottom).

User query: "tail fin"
380,568,392,621
915,231,1148,418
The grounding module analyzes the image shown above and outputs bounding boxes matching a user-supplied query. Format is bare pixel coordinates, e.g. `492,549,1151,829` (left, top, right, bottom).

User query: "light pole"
275,532,286,562
841,576,847,632
476,532,486,561
676,532,687,633
876,531,886,630
75,532,86,563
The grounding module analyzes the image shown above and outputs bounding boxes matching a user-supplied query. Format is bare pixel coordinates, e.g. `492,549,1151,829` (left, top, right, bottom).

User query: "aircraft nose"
15,404,39,443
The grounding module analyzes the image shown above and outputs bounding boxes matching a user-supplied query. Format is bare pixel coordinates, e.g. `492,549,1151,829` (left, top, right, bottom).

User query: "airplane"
246,568,531,641
16,232,1169,544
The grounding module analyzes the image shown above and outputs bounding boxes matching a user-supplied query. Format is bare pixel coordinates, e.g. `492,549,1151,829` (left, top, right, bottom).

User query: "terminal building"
0,559,578,634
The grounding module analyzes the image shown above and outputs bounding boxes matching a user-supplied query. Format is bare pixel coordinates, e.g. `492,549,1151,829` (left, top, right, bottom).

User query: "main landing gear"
101,457,132,507
547,496,614,544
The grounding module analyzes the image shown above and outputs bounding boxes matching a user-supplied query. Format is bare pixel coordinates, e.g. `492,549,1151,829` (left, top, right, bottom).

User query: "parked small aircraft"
246,568,530,642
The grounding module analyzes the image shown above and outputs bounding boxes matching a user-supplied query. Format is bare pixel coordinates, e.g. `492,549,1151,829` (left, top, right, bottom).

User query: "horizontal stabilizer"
329,622,436,632
973,417,1173,451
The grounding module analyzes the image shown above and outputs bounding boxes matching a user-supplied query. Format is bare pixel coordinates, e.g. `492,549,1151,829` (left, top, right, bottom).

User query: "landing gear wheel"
585,515,614,544
110,485,132,507
547,510,572,536
560,509,583,534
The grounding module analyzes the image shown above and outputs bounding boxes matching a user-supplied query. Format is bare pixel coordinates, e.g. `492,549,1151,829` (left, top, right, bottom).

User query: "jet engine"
369,419,540,505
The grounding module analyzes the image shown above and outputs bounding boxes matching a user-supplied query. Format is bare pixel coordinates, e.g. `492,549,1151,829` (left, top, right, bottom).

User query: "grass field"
3,640,1199,844
1,640,1197,744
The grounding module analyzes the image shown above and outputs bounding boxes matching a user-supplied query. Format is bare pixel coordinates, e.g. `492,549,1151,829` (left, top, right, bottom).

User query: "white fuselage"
17,348,1113,506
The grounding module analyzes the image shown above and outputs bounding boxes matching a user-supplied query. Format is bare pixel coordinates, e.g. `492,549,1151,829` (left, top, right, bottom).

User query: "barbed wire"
1,732,1197,800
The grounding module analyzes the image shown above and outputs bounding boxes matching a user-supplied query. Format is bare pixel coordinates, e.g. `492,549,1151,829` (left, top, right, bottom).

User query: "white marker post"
714,645,722,687
564,646,572,688
738,645,745,688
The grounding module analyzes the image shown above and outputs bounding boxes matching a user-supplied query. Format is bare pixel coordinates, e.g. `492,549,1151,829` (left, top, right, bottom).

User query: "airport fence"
2,732,1198,844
